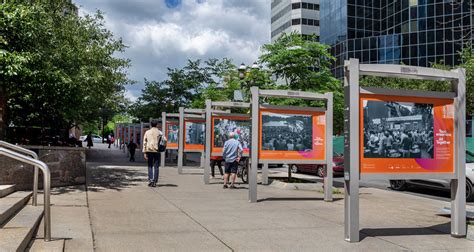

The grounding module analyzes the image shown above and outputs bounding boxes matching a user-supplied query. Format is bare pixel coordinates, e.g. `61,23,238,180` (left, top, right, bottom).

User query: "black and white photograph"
363,100,434,158
185,122,205,145
261,112,313,151
167,124,179,144
213,118,250,149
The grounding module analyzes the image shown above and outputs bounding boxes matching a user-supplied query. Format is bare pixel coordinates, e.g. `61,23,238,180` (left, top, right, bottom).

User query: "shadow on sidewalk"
158,184,178,187
360,222,449,241
257,197,344,202
87,166,147,192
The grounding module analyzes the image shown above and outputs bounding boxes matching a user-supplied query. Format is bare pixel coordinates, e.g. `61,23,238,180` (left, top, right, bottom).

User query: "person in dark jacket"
85,133,93,149
128,140,138,162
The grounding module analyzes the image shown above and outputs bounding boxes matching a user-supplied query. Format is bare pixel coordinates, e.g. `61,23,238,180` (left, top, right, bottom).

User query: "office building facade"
271,0,321,42
320,0,474,78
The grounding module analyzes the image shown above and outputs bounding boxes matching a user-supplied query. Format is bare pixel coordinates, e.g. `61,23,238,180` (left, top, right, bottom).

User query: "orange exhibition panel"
258,108,326,161
183,119,205,151
359,94,455,174
211,115,251,155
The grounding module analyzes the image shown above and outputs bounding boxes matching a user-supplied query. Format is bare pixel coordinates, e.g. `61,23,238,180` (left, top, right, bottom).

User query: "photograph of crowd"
185,122,205,145
213,118,250,149
261,112,313,151
167,124,179,143
363,100,434,159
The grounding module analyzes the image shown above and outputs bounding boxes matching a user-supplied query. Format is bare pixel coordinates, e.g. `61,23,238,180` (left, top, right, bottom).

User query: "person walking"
210,155,223,178
222,132,242,189
127,140,137,162
143,120,166,187
85,133,93,149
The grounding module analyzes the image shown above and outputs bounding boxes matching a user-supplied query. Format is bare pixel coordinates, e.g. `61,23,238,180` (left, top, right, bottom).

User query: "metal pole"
0,141,40,206
344,58,360,242
262,163,268,185
0,148,51,241
161,112,166,169
178,107,184,174
249,87,259,203
140,123,143,150
204,100,212,184
451,68,467,237
324,92,334,202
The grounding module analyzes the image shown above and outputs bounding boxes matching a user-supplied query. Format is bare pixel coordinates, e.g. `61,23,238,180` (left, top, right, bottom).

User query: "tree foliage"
259,32,344,133
130,58,275,121
1,1,131,139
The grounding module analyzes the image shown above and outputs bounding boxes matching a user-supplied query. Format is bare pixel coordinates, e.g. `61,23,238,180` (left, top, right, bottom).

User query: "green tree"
1,2,131,142
259,32,344,133
130,58,271,120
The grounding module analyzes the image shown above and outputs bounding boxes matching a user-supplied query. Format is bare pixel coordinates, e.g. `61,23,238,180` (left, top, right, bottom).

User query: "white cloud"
124,90,138,102
73,0,271,98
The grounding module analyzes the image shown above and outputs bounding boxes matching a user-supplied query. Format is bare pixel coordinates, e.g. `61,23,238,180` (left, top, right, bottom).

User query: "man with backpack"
143,120,167,187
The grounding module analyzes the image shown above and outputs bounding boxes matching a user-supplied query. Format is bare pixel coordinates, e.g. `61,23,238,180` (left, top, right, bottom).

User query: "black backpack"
158,133,167,153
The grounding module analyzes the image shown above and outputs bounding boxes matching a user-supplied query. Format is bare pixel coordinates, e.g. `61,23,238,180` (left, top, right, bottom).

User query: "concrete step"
27,238,64,252
0,185,15,198
0,206,43,252
0,191,32,226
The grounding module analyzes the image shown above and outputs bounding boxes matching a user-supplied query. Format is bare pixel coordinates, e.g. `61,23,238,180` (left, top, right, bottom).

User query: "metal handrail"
0,147,51,241
0,141,41,206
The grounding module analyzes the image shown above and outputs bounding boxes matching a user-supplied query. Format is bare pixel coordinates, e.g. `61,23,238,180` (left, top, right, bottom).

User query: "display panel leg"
451,68,466,237
344,179,359,242
344,58,360,242
160,150,165,168
451,179,466,237
249,87,259,203
262,163,268,185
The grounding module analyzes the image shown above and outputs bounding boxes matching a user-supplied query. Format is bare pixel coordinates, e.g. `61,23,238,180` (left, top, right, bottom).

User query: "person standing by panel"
222,132,243,189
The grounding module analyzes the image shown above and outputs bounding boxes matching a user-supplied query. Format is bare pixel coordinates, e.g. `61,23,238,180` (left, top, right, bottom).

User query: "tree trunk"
0,86,5,141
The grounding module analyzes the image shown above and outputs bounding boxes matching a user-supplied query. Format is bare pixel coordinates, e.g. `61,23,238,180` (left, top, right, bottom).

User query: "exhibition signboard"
211,115,250,155
184,119,205,151
166,121,179,149
343,59,466,242
258,108,326,161
360,94,455,174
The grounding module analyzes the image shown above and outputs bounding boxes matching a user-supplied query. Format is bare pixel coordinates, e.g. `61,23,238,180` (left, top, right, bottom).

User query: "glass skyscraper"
320,0,473,78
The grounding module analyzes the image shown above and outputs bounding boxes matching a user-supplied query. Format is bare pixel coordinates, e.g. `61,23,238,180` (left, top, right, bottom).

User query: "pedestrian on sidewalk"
210,155,223,178
127,140,137,162
85,133,93,149
143,120,166,187
222,132,242,189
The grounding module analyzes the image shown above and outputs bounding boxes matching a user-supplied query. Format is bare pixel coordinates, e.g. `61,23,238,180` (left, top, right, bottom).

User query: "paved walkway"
80,144,474,251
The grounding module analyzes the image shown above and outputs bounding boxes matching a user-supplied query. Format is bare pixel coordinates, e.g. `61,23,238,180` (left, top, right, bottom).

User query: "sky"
73,0,271,102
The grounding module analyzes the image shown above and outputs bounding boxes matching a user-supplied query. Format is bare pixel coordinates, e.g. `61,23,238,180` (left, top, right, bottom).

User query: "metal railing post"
0,141,40,206
0,147,51,241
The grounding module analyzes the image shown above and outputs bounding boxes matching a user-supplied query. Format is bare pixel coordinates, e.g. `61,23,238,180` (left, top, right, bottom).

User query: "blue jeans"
146,152,161,183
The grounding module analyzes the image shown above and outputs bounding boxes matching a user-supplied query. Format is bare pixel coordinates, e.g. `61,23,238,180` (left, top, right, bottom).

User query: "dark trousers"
146,152,161,183
129,149,136,162
211,159,223,177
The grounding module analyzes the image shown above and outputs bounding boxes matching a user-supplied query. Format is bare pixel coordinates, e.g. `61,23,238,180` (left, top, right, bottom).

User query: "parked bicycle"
236,157,249,184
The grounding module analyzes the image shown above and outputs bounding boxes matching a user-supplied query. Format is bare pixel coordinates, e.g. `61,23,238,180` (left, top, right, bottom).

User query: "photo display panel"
184,119,205,151
166,121,179,149
211,115,251,155
259,108,326,161
360,94,455,174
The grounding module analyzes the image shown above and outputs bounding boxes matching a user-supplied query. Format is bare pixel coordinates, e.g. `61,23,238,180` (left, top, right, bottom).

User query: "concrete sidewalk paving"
41,145,474,251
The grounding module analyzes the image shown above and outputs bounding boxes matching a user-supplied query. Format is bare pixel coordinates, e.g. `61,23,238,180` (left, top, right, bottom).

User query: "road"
269,167,474,206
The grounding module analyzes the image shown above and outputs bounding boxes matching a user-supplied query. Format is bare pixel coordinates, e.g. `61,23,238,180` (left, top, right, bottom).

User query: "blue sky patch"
165,0,181,8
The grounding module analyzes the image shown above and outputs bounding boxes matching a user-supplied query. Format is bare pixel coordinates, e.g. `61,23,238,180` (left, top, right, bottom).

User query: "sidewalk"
79,145,473,251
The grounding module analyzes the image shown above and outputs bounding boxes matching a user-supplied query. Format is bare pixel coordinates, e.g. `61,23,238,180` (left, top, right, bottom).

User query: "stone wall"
0,146,86,190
